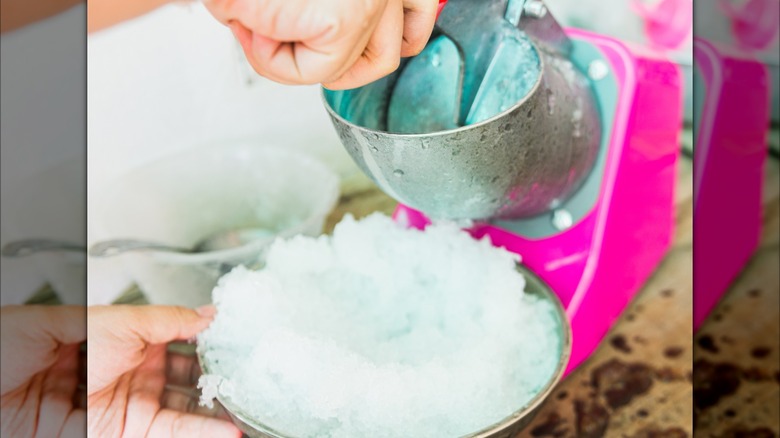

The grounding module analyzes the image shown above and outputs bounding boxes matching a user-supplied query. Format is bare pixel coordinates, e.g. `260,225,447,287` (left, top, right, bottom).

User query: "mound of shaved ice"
197,213,561,438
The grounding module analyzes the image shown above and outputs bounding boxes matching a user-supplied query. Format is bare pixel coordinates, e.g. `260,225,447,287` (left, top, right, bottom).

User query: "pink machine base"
692,38,769,331
393,29,683,376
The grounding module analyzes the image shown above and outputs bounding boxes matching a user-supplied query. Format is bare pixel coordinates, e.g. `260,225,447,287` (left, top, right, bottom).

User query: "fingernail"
196,305,217,318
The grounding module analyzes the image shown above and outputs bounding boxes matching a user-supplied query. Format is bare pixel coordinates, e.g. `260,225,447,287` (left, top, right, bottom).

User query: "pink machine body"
394,29,683,376
692,38,770,331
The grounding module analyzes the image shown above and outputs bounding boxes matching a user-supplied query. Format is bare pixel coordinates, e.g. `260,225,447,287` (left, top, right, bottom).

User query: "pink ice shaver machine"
691,0,776,330
323,0,683,375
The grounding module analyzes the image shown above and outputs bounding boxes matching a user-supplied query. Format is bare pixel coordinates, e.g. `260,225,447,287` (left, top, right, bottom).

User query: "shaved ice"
198,213,562,438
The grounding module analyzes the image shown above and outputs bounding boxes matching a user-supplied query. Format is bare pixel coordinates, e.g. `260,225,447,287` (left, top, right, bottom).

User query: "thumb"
89,305,215,345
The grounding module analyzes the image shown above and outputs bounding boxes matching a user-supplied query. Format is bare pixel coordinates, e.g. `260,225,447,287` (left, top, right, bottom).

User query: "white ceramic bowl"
92,143,339,307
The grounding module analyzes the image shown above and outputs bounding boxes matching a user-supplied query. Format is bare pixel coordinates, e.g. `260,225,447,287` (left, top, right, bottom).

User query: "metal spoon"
2,239,86,258
88,228,276,257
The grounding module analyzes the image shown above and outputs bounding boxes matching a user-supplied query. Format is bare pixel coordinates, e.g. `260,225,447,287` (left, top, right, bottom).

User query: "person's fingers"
232,15,376,85
400,0,438,57
87,305,214,393
205,0,351,41
60,408,86,438
87,372,131,436
229,22,297,85
2,371,44,435
0,305,86,394
89,305,214,347
122,344,168,437
324,0,405,90
214,0,424,85
143,305,213,344
147,409,242,438
166,352,201,387
36,344,81,438
209,0,391,85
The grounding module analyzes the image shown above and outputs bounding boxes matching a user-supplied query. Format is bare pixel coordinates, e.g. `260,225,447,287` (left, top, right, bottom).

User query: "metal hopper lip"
320,37,546,140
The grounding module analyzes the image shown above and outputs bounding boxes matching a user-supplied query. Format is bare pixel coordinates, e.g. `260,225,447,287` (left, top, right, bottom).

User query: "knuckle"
405,39,426,56
321,13,345,37
379,54,401,74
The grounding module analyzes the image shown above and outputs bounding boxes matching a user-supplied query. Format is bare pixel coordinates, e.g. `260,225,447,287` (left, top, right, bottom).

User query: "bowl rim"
198,263,572,438
92,142,340,266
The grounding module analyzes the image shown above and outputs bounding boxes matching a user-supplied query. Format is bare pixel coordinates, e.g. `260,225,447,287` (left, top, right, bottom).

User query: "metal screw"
523,1,548,18
588,60,609,81
551,209,573,231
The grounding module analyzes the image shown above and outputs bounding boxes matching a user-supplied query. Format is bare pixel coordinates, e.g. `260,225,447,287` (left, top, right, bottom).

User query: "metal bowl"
322,37,600,221
198,264,572,438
